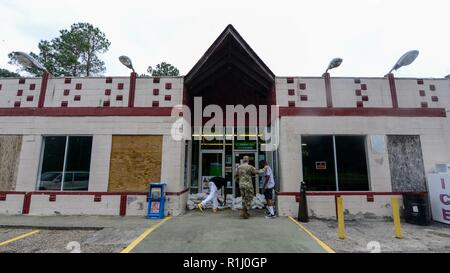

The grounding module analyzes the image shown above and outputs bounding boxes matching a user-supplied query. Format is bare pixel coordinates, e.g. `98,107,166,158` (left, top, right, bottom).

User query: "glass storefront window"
335,136,369,191
301,135,369,191
39,136,66,191
38,136,93,191
302,136,337,191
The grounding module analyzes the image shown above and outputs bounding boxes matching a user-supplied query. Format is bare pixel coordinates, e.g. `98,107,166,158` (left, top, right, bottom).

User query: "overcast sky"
1,0,449,78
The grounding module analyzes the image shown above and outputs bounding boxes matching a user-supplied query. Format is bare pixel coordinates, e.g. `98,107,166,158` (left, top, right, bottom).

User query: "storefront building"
0,25,449,218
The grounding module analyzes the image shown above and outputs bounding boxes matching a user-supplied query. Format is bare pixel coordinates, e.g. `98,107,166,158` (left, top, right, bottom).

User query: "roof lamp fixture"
388,50,419,74
11,51,48,73
325,58,343,74
119,55,135,73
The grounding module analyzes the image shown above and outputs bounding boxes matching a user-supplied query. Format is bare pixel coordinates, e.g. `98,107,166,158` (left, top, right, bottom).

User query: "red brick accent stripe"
323,73,333,108
38,72,50,108
0,107,174,116
119,194,127,217
128,72,137,108
3,188,190,216
278,191,428,197
22,193,32,214
387,73,399,108
279,107,446,117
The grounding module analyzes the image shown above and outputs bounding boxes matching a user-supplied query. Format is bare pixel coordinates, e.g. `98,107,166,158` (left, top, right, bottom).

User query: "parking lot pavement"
0,228,34,243
0,215,163,253
129,210,330,253
0,215,156,229
0,227,150,253
9,213,446,253
302,218,450,253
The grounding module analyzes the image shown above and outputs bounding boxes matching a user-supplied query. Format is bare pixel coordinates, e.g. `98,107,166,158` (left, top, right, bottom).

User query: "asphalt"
0,215,160,229
0,212,330,253
130,210,328,253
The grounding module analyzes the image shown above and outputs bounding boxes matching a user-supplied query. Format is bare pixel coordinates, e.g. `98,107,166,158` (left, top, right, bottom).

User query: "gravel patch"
0,228,143,253
0,228,34,242
301,218,450,253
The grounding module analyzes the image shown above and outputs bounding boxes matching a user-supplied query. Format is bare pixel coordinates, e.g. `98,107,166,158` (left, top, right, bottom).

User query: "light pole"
388,50,419,75
11,51,49,75
325,57,343,74
323,57,343,108
11,52,51,108
386,50,419,109
119,56,135,73
119,56,138,107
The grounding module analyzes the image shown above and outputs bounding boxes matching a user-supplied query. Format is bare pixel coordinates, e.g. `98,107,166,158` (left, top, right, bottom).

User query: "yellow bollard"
391,197,403,239
336,196,346,240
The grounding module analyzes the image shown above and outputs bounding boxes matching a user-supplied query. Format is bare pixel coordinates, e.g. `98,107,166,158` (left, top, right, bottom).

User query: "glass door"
200,151,224,193
233,152,259,197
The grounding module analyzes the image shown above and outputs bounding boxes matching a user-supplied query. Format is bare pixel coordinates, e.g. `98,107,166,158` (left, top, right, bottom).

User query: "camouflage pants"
239,182,254,210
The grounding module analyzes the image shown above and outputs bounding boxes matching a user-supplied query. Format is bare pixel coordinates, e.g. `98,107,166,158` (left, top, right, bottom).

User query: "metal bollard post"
337,196,346,240
298,181,309,222
391,197,403,239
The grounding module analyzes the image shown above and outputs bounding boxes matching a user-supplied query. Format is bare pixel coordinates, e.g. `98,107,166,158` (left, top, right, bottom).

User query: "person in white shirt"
198,177,227,213
260,160,276,219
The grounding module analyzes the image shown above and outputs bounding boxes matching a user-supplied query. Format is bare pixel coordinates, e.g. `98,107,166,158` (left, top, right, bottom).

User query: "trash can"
403,194,431,226
148,182,167,219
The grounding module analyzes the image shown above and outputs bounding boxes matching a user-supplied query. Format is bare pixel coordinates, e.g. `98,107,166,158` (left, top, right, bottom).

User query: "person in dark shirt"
198,176,227,213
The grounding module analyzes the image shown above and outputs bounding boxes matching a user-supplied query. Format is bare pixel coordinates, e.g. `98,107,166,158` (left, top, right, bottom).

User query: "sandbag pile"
187,193,267,210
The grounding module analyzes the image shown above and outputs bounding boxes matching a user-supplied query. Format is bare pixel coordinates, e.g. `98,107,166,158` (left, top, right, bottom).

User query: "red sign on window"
316,161,327,170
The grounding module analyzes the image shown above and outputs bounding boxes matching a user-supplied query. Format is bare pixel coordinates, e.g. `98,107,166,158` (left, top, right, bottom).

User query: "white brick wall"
0,76,183,109
161,135,185,193
15,135,42,191
396,78,450,109
0,78,41,108
44,77,130,108
29,195,121,216
276,77,327,107
135,77,183,108
278,195,401,218
88,135,112,192
277,115,450,217
276,77,450,109
0,195,24,215
0,116,184,197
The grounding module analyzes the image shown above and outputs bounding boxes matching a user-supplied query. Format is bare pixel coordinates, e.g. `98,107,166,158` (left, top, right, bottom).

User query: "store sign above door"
316,161,327,170
235,141,257,150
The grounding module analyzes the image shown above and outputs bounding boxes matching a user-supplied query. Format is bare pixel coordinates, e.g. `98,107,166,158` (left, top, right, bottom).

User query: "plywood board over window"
0,136,22,191
108,136,162,192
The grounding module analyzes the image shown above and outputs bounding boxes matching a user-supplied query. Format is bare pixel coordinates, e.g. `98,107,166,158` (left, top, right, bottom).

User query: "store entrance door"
200,151,224,194
233,152,259,197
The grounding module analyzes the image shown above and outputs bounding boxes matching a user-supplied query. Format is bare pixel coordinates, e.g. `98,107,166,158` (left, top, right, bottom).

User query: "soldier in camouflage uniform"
235,156,257,219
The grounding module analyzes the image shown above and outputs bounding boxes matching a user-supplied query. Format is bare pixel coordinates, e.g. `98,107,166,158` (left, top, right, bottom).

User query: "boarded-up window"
387,135,426,192
108,136,162,192
0,136,22,191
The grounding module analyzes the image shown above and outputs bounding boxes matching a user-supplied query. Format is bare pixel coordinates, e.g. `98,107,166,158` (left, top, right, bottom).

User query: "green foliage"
8,22,111,77
0,68,20,78
147,62,180,77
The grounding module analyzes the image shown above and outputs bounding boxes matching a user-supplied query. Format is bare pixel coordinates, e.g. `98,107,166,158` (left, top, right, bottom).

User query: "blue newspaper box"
147,183,167,219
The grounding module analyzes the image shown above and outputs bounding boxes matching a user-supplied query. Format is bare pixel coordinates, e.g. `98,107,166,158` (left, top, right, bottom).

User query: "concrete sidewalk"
130,210,329,253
